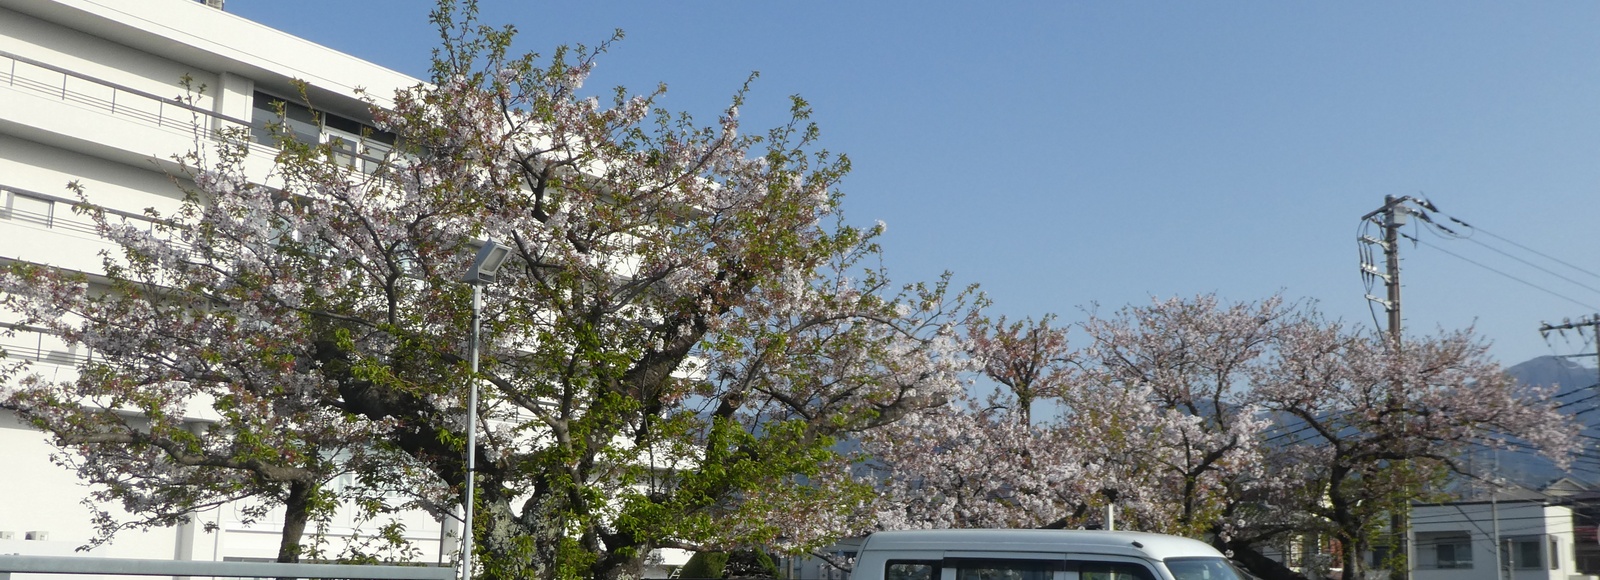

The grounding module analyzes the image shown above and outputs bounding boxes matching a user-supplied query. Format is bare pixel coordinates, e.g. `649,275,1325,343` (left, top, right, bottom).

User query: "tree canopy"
865,295,1577,580
1,2,971,578
0,4,1580,580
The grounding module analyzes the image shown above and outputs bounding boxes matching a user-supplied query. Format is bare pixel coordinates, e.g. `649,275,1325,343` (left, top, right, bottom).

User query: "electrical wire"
1554,390,1600,411
1357,219,1387,335
1417,202,1600,288
1453,236,1600,298
1412,200,1600,360
1436,215,1600,283
1405,234,1600,312
1410,512,1574,526
1554,383,1599,400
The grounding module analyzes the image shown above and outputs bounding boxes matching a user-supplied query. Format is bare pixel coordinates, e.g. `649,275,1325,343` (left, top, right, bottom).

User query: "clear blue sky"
229,1,1600,369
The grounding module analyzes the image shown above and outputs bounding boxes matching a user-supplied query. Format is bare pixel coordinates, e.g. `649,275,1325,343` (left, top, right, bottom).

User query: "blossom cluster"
863,294,1577,569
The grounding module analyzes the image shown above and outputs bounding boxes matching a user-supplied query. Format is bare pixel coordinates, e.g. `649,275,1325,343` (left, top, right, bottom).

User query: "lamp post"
461,240,511,580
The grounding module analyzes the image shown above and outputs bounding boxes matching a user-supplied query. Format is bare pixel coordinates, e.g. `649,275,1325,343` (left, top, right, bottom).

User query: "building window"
1417,532,1472,569
1501,537,1543,570
1368,544,1390,568
249,91,396,173
251,91,320,146
1436,538,1471,569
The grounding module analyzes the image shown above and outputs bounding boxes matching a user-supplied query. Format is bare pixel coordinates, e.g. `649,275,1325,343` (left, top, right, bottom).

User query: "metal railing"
1,183,169,236
0,49,250,134
0,322,91,367
0,50,405,178
0,183,191,261
0,554,454,580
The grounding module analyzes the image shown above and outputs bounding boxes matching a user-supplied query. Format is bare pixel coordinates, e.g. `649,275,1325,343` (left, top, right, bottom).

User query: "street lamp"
461,240,510,580
464,242,512,285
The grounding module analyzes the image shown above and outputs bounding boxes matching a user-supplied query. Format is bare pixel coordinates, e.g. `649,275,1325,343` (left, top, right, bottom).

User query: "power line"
1554,383,1598,400
1435,215,1600,283
1410,512,1575,526
1406,234,1600,312
1400,200,1600,368
1454,236,1600,298
1357,220,1387,336
1554,390,1600,411
1541,317,1600,370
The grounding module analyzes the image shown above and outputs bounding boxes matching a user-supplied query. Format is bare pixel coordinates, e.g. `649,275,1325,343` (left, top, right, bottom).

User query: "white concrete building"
0,0,449,566
1411,500,1594,580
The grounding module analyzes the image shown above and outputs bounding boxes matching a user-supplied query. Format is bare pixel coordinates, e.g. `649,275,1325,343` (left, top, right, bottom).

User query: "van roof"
859,529,1224,561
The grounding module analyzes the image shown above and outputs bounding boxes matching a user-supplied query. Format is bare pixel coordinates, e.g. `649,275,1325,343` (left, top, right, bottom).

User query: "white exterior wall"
0,0,451,569
1411,502,1589,580
0,5,218,118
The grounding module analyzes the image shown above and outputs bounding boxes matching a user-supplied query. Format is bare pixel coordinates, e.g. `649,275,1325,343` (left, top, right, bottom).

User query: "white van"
851,529,1248,580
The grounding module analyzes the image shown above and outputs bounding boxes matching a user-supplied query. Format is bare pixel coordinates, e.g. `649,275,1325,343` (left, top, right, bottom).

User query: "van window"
946,557,1063,580
887,561,938,580
1079,562,1155,580
1164,558,1249,580
930,558,1155,580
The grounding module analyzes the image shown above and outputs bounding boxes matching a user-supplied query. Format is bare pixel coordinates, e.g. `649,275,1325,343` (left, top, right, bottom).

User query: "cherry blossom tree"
1075,296,1283,537
0,249,399,562
869,297,1279,535
866,383,1086,530
966,314,1072,426
1246,321,1577,579
868,296,1575,580
867,313,1083,530
1,2,973,579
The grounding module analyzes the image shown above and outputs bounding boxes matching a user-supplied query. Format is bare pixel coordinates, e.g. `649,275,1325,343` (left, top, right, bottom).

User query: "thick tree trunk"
1340,532,1367,580
476,491,566,580
278,480,314,563
1222,540,1310,580
594,549,647,580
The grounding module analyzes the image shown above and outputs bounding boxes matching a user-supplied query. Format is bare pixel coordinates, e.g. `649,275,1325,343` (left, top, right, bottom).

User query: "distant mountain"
1506,355,1598,392
1463,356,1600,494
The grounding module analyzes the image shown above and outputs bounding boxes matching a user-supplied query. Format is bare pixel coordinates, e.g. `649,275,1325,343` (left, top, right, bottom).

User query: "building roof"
1543,477,1595,498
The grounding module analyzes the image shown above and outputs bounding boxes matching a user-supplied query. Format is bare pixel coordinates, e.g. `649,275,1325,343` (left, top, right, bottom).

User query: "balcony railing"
1,182,187,250
0,49,393,173
0,49,250,134
0,322,90,367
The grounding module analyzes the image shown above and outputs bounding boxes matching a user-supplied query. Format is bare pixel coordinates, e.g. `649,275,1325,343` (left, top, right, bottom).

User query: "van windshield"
1164,558,1250,580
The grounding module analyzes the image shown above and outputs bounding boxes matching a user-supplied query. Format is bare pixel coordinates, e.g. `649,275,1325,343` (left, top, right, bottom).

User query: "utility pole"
1492,449,1503,580
1385,197,1403,344
1360,196,1422,580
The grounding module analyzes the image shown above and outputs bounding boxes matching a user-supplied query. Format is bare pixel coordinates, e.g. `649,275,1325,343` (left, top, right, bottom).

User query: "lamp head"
464,240,512,284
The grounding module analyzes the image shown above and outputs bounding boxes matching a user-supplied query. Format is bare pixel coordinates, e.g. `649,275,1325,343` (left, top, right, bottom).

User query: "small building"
1411,499,1594,580
1537,477,1600,573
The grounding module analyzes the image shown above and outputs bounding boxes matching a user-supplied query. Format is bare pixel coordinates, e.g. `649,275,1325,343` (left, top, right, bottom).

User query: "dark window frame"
890,557,1158,580
885,559,941,580
1162,557,1247,580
